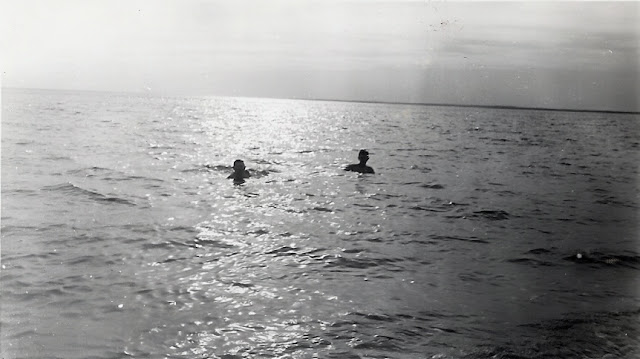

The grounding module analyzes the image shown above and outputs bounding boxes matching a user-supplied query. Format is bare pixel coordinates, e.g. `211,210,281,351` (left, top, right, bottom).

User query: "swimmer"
227,159,251,183
345,149,374,174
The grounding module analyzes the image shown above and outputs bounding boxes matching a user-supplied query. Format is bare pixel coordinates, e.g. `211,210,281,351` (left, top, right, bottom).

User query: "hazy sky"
1,0,638,111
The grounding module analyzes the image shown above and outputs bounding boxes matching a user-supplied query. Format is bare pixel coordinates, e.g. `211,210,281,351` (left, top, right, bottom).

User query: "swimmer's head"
358,150,369,163
233,159,245,171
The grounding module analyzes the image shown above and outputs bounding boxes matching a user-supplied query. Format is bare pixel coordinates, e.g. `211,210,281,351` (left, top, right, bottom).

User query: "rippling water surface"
2,88,639,359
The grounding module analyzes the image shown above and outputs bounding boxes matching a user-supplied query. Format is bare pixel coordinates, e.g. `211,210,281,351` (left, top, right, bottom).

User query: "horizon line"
298,97,640,115
3,86,639,115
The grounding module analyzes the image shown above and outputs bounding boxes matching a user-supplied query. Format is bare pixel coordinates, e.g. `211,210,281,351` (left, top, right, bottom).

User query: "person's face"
234,161,245,171
358,153,369,163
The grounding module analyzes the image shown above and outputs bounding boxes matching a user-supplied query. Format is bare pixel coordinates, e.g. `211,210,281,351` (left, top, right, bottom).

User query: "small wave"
555,217,575,222
166,239,201,249
66,255,102,266
563,250,640,269
594,197,636,208
420,183,445,189
199,164,231,172
253,158,285,165
409,205,448,213
156,256,192,265
103,174,164,183
168,225,198,234
250,169,272,178
351,311,397,322
147,143,175,149
469,210,510,220
67,166,161,183
66,166,111,175
431,235,489,244
496,189,517,196
246,228,270,236
44,154,74,161
526,248,554,255
512,309,640,359
41,182,136,206
229,281,254,288
193,237,237,249
263,246,329,267
523,247,640,270
6,329,39,340
411,165,433,173
180,167,211,173
325,255,403,271
0,224,41,234
98,196,136,205
264,245,299,256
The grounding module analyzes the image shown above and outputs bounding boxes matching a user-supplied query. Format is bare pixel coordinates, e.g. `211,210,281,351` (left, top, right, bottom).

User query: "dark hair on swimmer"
358,150,369,156
234,159,244,165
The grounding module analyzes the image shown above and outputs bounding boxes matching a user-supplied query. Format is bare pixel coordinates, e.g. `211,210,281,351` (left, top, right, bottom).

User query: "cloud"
419,1,639,75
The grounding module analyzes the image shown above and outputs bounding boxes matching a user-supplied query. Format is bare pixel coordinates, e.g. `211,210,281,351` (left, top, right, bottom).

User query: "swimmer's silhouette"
227,159,251,183
345,149,374,174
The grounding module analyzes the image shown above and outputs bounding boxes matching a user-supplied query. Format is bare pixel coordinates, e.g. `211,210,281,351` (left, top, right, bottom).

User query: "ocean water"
1,88,639,359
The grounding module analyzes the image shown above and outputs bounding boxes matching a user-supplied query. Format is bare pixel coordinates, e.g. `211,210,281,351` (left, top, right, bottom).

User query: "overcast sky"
1,0,638,111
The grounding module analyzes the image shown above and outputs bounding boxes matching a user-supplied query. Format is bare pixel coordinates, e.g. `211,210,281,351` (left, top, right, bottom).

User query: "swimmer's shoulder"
344,164,375,174
344,164,357,171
